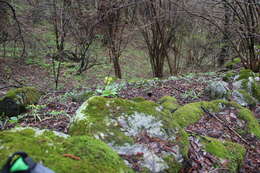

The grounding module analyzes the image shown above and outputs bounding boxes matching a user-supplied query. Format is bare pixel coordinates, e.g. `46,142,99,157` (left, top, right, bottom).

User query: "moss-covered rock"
130,97,146,103
228,102,260,138
158,96,180,112
223,71,235,82
0,87,43,117
0,128,131,173
252,80,260,102
236,69,257,81
172,100,260,138
232,89,257,107
201,136,246,172
204,81,230,100
69,96,187,172
224,58,241,69
171,100,224,128
2,87,42,106
68,96,257,172
231,69,260,105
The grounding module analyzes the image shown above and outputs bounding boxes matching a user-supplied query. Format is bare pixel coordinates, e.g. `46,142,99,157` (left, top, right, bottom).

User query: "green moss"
201,137,246,172
178,128,189,157
238,89,257,107
4,87,42,106
237,69,255,81
224,58,241,69
131,97,146,102
241,79,249,91
69,96,190,162
69,96,163,145
171,100,224,128
224,102,260,138
161,102,180,112
158,96,180,112
223,71,235,82
252,81,260,102
163,156,183,173
158,96,178,104
0,128,132,173
237,108,260,138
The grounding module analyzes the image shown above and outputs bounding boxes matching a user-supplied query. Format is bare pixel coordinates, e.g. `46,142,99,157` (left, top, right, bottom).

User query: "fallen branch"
201,106,249,146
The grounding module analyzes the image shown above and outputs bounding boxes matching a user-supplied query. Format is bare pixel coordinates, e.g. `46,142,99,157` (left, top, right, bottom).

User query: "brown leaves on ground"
186,107,260,173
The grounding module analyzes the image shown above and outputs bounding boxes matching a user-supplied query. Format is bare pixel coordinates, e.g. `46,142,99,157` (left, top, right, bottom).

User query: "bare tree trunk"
218,0,231,67
112,56,122,79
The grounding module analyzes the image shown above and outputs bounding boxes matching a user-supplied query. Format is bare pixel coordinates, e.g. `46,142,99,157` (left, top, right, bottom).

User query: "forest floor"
0,56,260,172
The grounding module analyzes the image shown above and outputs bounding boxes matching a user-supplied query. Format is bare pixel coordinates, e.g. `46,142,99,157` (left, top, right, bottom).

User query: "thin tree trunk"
112,56,122,79
218,0,231,66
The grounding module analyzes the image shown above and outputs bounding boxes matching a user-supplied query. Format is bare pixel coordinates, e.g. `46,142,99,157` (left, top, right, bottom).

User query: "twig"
201,106,250,146
0,85,20,90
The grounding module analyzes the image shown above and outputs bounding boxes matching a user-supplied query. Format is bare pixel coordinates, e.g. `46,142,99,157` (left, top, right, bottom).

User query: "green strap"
10,157,29,172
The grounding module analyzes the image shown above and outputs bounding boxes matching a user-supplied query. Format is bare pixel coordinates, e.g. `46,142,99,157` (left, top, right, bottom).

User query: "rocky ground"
0,57,259,172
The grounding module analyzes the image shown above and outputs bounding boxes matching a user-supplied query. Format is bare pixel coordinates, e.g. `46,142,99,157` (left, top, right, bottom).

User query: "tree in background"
193,0,259,72
98,0,131,79
67,0,100,74
137,0,182,78
0,0,25,57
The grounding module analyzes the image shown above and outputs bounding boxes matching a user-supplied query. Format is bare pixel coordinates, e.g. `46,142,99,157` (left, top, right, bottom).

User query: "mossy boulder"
0,128,131,173
204,81,230,100
130,97,146,102
252,80,260,102
0,87,43,117
232,89,257,107
201,136,246,172
235,69,258,81
223,71,235,82
69,96,187,172
224,58,241,69
229,102,260,138
171,100,224,128
158,96,180,112
232,69,260,104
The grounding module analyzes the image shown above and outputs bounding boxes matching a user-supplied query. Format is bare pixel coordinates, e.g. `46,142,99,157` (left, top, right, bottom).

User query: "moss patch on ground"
237,69,258,81
0,128,131,173
171,100,225,128
158,96,180,112
252,81,260,102
201,136,246,172
223,71,235,82
237,89,257,107
2,87,43,106
224,102,260,138
224,58,241,69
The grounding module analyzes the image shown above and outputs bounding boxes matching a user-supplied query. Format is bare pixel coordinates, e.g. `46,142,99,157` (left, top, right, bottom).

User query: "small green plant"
49,110,69,117
96,85,118,97
25,104,47,122
104,76,117,86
